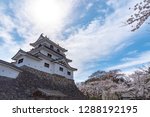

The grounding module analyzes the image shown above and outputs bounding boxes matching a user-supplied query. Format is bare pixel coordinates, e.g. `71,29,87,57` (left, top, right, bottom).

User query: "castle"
0,34,77,79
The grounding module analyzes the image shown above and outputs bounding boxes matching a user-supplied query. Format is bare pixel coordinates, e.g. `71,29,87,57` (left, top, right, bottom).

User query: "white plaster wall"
40,59,54,74
0,64,20,78
15,56,40,69
54,64,73,79
23,56,43,71
15,56,55,74
15,56,73,79
67,69,73,79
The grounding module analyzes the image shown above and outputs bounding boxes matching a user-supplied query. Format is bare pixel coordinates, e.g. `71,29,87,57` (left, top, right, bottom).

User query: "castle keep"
0,34,77,79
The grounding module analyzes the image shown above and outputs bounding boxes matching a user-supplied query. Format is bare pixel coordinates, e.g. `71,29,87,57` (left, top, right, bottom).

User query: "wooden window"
38,44,42,47
47,53,52,58
59,67,63,72
67,71,71,75
57,49,60,53
50,45,54,49
18,58,24,64
44,63,49,68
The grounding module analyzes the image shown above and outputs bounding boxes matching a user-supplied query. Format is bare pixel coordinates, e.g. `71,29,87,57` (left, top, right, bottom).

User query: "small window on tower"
47,53,52,58
18,58,24,64
67,71,71,75
38,44,42,47
57,49,60,53
44,63,49,68
59,67,63,72
50,45,54,49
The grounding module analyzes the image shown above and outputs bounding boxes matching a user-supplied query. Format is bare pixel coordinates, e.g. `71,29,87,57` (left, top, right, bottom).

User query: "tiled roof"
12,49,41,61
35,52,55,62
44,45,66,57
0,59,22,72
30,34,67,52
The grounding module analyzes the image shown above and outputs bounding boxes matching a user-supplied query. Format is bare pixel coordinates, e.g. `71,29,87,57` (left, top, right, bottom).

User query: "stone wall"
0,66,87,100
0,76,18,99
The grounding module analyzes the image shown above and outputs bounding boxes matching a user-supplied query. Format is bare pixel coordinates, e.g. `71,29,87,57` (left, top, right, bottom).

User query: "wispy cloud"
0,0,147,82
126,50,138,56
62,0,141,81
86,3,93,10
107,51,150,70
0,0,79,59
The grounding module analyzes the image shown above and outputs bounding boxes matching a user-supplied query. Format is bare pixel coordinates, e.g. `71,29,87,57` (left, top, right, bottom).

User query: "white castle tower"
11,34,77,79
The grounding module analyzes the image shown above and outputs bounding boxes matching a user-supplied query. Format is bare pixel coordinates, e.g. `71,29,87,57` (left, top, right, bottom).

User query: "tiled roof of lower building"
0,59,22,72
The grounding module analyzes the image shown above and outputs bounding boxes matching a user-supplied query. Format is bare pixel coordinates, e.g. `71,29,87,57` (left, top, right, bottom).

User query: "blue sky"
0,0,150,82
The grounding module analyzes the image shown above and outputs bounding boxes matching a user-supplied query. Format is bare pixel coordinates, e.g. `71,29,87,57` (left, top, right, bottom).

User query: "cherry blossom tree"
78,70,127,100
127,67,150,99
78,67,150,100
127,0,150,31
